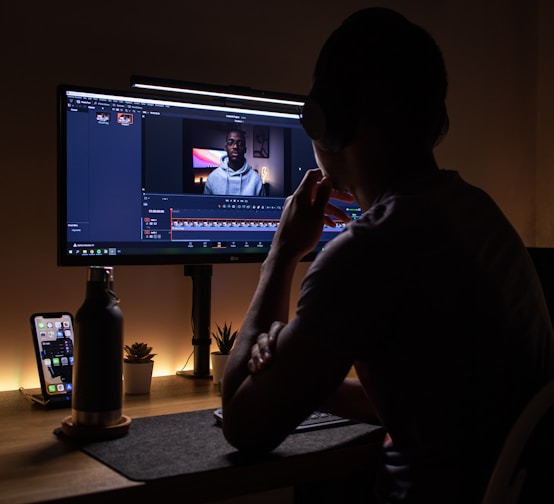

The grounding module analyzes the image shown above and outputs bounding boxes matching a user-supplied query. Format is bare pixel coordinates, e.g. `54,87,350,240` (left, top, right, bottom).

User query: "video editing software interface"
59,86,362,265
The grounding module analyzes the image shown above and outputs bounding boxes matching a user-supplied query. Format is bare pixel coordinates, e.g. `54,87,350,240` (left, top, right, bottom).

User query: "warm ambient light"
130,75,306,108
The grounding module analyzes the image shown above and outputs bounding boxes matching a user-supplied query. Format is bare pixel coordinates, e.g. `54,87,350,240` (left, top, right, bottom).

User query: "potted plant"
211,322,237,385
123,342,156,394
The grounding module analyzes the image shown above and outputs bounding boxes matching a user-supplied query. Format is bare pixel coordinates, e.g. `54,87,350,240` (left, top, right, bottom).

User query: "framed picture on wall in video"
253,125,269,158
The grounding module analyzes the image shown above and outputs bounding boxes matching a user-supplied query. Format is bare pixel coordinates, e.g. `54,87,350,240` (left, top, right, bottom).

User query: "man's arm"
249,327,381,424
220,252,297,425
221,170,358,452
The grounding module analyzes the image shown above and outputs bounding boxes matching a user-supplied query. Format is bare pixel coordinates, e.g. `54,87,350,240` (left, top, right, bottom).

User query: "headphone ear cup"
300,96,327,144
301,91,356,152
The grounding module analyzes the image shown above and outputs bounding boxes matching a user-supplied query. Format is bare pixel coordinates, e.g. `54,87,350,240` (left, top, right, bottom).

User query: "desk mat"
55,409,383,482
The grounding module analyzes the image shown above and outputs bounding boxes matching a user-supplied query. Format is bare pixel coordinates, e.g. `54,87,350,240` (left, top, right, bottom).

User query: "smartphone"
29,312,74,407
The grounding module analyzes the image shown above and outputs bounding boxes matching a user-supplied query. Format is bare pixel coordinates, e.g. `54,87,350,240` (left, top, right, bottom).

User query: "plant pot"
123,361,154,394
211,352,229,385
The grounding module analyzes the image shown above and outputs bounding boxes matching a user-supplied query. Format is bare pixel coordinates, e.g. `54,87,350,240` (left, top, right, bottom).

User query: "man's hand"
269,168,355,263
248,321,285,374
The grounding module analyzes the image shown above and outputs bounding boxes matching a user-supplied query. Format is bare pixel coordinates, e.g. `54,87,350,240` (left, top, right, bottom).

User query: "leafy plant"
212,322,238,355
124,342,156,363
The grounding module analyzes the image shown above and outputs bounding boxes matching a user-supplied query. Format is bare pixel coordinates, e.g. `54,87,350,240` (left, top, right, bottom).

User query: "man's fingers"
313,178,332,214
296,169,324,203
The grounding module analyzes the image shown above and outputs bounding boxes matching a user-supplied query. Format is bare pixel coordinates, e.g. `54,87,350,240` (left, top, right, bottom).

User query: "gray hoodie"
203,155,265,196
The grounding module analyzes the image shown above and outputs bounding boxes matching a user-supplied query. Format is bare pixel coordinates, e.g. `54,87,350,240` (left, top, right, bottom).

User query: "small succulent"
212,322,238,355
124,342,156,363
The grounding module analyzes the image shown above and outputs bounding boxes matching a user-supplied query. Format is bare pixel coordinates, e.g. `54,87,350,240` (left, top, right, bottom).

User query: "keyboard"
295,410,355,431
213,408,355,433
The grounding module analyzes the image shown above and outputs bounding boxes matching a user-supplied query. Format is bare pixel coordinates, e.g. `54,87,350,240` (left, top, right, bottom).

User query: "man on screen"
203,129,265,196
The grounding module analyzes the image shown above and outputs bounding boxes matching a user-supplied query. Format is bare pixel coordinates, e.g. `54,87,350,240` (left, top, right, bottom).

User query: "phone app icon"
63,321,70,328
64,329,72,337
65,383,73,391
61,357,69,365
47,385,57,393
43,358,52,366
57,384,65,392
52,357,61,366
55,322,62,328
38,322,46,329
39,331,47,338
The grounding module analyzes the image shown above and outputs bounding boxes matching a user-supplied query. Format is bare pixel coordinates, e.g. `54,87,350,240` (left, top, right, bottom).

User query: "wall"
537,0,554,244
0,0,550,391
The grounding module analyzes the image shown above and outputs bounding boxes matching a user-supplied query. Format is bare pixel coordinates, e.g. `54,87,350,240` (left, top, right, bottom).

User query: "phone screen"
31,313,74,398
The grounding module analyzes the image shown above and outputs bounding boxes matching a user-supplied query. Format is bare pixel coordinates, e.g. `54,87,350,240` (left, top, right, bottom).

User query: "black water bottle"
72,266,123,427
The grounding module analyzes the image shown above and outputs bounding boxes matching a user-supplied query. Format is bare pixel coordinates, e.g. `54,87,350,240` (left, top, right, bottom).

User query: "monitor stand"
180,264,212,378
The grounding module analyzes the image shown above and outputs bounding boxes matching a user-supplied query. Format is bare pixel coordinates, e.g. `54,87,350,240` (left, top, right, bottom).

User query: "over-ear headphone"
300,7,450,152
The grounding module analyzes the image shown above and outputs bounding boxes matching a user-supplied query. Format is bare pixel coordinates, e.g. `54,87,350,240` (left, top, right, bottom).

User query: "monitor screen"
57,84,362,266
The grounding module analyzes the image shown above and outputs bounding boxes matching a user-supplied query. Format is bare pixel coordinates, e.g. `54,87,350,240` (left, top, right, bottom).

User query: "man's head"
301,7,448,153
225,129,247,171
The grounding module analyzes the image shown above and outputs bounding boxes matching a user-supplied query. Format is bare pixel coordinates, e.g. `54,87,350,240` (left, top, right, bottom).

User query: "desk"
0,376,383,504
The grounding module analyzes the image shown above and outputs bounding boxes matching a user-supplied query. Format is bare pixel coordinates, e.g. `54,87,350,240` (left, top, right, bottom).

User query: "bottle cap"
87,266,113,283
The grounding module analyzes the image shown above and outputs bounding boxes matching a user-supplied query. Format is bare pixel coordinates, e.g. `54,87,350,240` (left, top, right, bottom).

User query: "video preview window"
142,115,316,198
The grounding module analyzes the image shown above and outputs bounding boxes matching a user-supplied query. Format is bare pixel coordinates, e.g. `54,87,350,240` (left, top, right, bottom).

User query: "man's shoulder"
309,224,383,275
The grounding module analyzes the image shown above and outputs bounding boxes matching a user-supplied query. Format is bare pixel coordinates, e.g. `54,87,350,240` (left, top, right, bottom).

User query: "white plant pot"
123,361,154,394
211,352,229,385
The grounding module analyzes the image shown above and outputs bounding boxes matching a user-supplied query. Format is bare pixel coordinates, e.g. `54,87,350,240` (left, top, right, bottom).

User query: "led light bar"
130,75,306,108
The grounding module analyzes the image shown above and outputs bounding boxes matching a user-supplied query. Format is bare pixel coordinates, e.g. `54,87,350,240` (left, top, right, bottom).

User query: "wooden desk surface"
1,375,382,504
0,375,221,504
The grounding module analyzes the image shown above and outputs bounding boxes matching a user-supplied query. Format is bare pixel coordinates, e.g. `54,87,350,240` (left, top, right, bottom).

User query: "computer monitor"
57,83,362,267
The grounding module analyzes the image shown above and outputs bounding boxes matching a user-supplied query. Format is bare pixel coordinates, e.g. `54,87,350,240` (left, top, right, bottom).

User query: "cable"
178,349,195,372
